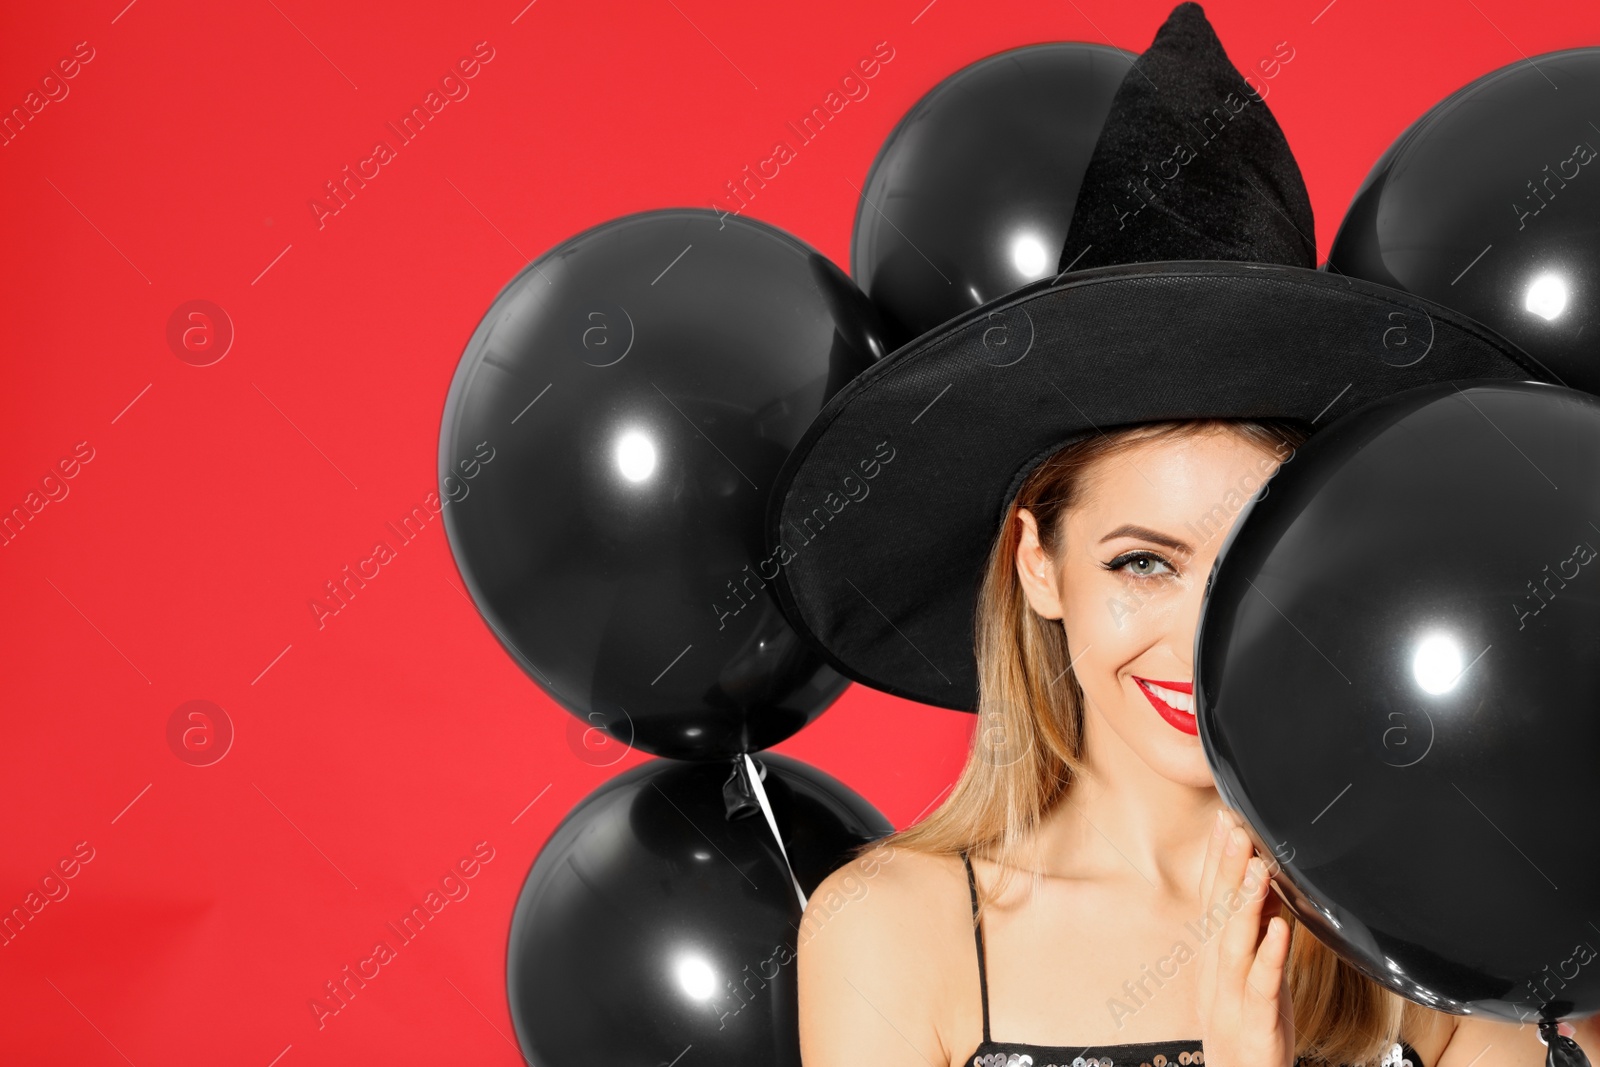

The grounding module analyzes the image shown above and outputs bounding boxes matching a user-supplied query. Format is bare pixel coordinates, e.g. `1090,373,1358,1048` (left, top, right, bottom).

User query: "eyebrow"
1098,523,1194,554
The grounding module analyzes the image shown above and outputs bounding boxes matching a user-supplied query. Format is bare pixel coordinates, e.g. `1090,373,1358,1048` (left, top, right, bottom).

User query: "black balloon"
852,42,1134,346
440,209,890,760
1198,380,1600,1022
507,752,892,1065
1327,48,1599,393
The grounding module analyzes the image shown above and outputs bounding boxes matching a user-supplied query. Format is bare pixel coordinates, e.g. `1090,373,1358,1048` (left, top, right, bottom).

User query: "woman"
797,416,1580,1067
766,4,1592,1066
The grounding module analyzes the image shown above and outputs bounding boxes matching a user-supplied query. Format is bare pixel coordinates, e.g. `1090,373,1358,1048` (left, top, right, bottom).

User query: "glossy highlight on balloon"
439,208,890,760
1198,380,1600,1023
851,42,1134,346
506,753,891,1066
1328,47,1600,393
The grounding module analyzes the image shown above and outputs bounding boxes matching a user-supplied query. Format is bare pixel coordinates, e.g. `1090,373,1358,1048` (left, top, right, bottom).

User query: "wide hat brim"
764,258,1554,712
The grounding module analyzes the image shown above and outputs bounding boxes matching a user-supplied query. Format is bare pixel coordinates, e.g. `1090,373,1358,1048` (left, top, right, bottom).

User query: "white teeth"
1143,681,1195,715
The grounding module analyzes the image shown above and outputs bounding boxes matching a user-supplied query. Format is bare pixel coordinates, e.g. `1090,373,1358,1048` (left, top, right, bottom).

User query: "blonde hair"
878,418,1429,1066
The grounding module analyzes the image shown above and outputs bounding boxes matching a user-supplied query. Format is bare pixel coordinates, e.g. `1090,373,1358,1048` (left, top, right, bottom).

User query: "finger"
1241,914,1293,1037
1257,873,1286,940
1217,852,1271,993
1207,823,1252,930
1202,828,1256,1024
1240,916,1291,1041
1200,808,1244,904
1198,811,1247,1022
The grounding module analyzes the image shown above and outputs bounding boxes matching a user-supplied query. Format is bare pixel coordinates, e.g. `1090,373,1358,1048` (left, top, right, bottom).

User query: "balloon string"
742,753,808,911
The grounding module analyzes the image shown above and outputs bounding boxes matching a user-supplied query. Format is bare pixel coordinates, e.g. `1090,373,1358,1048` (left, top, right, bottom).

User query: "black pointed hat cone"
1062,1,1316,271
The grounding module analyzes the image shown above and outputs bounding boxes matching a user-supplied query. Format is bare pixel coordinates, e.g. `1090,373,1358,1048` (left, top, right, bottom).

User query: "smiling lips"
1133,677,1197,736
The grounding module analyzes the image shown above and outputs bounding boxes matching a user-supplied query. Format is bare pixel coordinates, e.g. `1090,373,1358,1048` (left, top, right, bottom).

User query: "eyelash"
1103,550,1177,579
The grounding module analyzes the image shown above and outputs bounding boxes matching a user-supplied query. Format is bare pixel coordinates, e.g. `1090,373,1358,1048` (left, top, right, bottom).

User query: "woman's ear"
1015,507,1065,621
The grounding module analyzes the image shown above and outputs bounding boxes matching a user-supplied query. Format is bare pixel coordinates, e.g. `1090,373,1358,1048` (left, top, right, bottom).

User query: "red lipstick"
1133,676,1198,735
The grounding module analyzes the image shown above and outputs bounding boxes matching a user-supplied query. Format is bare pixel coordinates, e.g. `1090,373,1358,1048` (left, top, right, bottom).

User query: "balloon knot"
1539,1016,1591,1067
722,755,763,820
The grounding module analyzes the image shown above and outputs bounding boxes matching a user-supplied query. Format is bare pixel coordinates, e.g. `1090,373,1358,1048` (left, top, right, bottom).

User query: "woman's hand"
1196,807,1295,1067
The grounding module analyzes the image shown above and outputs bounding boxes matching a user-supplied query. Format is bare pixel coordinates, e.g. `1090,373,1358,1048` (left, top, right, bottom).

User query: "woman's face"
1016,428,1290,788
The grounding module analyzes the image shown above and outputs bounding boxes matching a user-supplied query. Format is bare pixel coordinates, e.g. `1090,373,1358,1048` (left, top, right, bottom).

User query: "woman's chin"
1104,724,1215,789
1140,736,1215,789
1168,761,1217,791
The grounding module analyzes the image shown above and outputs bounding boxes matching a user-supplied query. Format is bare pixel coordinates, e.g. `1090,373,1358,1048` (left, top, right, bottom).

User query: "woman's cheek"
1061,577,1138,661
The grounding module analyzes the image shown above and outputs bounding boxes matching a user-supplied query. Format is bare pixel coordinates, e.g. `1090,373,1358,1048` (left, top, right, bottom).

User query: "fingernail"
1212,810,1226,838
1226,827,1244,854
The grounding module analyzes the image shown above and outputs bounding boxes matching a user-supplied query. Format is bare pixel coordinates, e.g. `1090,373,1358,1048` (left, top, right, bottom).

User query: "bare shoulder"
1402,1006,1457,1067
1417,1009,1549,1067
798,844,978,1067
799,843,969,956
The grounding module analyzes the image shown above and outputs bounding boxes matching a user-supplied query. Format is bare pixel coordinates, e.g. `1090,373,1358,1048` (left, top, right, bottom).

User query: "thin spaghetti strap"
960,850,992,1043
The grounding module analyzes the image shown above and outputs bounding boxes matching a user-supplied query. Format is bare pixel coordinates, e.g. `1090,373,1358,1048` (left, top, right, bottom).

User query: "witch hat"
763,1,1553,712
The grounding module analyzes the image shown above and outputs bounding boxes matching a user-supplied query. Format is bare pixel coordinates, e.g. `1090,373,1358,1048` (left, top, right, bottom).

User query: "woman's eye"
1107,551,1174,578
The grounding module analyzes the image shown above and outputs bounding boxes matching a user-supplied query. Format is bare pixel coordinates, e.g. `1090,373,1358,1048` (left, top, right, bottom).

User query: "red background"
2,0,1596,1063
